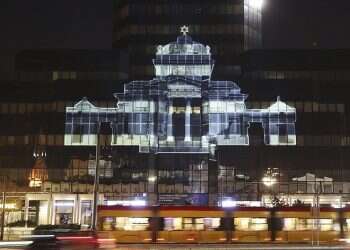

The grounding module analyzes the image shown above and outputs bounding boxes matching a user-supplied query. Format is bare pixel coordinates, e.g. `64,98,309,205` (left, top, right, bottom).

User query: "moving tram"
98,205,350,244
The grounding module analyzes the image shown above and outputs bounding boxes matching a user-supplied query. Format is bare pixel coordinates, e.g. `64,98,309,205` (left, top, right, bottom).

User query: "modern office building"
15,49,128,84
113,0,262,80
1,31,350,228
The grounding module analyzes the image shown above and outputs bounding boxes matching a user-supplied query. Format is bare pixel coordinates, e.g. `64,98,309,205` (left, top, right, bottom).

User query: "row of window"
127,24,244,36
102,217,338,232
127,2,245,16
0,101,116,114
0,101,345,115
246,70,350,81
248,102,345,113
2,135,350,146
3,182,350,197
39,181,151,194
158,182,208,194
17,71,126,82
131,65,243,77
130,43,244,57
114,24,252,42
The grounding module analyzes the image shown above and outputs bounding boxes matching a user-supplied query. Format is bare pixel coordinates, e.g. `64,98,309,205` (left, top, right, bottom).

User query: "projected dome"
153,26,214,80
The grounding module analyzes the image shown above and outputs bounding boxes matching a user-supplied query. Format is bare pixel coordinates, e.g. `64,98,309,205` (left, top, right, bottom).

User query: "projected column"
185,99,192,142
167,99,174,142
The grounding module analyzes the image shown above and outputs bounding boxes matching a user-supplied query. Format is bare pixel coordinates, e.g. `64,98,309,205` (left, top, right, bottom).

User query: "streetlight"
312,182,321,246
262,168,280,207
262,168,278,187
0,176,7,241
262,176,277,187
248,0,264,9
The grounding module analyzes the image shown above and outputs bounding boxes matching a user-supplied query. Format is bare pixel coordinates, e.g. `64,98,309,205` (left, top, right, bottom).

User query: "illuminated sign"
65,28,296,153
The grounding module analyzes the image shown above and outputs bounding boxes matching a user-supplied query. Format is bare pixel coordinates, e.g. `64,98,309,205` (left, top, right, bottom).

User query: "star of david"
180,25,189,36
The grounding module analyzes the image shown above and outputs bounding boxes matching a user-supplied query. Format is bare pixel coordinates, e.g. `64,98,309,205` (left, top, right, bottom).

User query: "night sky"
1,0,350,50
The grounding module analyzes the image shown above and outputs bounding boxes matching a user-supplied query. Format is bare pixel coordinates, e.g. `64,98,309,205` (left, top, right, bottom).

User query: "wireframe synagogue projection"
65,26,297,153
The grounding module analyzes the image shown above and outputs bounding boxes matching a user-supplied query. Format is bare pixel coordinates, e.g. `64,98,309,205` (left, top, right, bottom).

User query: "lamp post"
91,123,101,232
262,168,279,206
262,169,279,242
312,181,321,246
0,176,7,241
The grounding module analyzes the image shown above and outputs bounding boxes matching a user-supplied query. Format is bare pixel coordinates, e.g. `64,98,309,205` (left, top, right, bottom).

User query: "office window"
72,124,83,143
337,104,345,113
52,71,77,80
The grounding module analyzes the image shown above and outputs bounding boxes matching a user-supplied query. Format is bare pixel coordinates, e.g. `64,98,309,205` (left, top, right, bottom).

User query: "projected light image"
65,26,296,153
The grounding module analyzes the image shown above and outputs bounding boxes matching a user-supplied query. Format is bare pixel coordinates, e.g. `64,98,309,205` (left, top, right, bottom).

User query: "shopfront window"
80,200,92,228
54,200,74,225
28,200,39,226
234,218,268,231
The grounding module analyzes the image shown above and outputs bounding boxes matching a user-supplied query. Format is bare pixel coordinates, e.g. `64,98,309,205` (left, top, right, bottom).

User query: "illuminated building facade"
65,30,296,205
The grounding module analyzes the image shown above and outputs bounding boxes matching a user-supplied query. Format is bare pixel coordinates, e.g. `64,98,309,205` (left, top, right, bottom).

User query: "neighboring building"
113,0,262,80
237,49,350,184
0,49,127,228
15,49,128,84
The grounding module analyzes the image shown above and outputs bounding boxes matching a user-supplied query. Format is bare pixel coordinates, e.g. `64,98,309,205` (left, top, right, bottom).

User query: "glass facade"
1,23,350,208
113,0,262,80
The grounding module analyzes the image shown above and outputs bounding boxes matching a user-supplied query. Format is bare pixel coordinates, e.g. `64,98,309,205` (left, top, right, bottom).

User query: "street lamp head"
248,0,264,9
148,176,157,183
221,199,236,208
262,176,277,187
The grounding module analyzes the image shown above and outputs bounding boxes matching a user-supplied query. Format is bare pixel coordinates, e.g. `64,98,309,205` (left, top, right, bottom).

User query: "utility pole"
92,123,101,231
312,182,321,246
0,176,7,241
